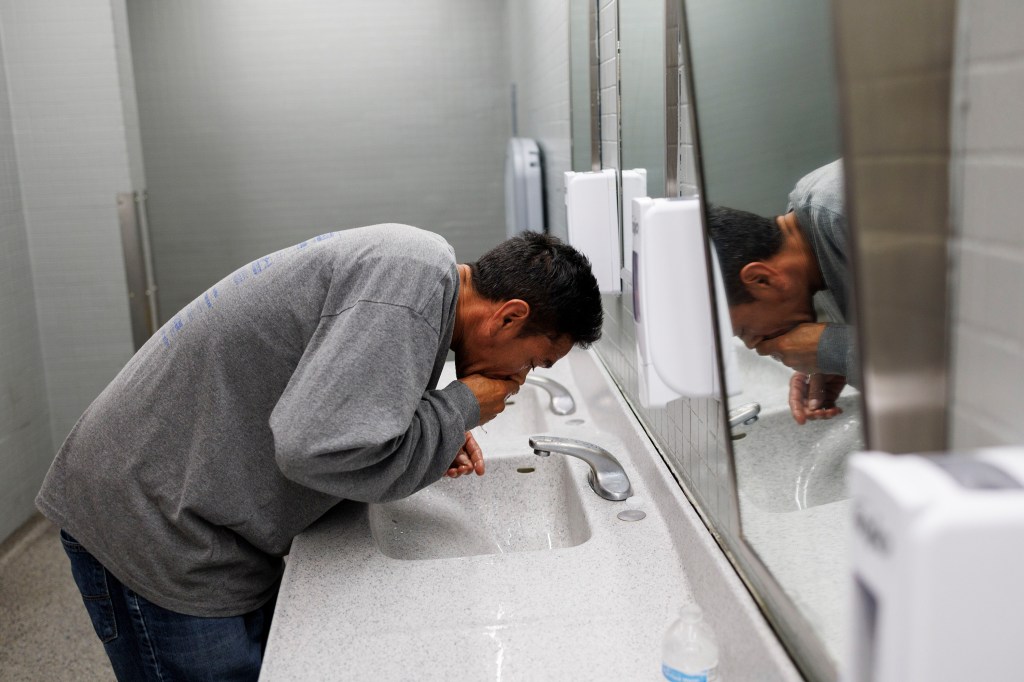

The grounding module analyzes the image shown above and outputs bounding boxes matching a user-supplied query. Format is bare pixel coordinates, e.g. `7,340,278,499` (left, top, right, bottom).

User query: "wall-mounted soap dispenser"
564,169,620,293
847,449,1024,682
632,197,739,408
620,169,647,272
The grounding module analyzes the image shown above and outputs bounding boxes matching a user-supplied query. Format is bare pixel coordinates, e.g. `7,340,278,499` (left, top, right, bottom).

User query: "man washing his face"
37,225,603,680
707,160,857,424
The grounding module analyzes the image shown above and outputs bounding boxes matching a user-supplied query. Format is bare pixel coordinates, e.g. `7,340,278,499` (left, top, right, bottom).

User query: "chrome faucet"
529,436,632,501
728,402,761,429
524,375,576,416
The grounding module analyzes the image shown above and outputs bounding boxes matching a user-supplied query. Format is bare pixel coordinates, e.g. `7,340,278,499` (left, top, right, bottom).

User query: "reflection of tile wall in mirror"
597,296,736,537
594,0,736,538
598,0,619,171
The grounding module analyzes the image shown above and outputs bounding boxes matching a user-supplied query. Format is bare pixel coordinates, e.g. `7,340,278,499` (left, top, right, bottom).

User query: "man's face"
456,332,574,382
729,296,815,350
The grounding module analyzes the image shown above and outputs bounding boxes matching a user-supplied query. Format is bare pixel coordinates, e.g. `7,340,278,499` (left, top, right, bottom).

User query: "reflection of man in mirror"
706,159,855,425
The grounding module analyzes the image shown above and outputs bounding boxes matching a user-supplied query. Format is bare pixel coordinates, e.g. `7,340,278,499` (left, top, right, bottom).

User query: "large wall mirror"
619,0,667,201
685,0,862,673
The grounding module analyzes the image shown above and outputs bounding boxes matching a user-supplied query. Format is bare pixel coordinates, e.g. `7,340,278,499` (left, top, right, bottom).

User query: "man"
37,224,603,681
707,159,855,424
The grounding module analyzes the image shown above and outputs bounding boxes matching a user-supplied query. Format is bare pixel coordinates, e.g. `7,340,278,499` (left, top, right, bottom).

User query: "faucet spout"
528,435,631,501
524,375,576,416
728,402,761,428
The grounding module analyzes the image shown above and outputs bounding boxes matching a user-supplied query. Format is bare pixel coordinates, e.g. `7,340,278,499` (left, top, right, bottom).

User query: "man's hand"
788,372,846,425
755,322,825,375
459,374,523,425
446,431,485,479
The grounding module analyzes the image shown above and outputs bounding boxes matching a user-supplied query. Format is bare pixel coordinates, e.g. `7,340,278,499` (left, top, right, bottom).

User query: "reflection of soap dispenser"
632,197,738,408
564,169,620,293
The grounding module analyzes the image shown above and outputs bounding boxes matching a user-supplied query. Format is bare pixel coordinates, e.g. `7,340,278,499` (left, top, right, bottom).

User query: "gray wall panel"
0,18,54,541
128,0,511,318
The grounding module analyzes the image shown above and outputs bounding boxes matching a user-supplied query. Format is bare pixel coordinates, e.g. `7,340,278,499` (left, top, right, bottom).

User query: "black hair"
704,204,783,305
468,232,603,348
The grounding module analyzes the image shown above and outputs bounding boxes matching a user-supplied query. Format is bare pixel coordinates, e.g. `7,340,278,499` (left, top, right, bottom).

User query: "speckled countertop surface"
729,339,859,664
259,349,803,681
742,497,851,664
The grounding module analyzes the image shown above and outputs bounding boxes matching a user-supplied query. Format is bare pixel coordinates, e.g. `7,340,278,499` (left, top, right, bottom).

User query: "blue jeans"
60,529,277,681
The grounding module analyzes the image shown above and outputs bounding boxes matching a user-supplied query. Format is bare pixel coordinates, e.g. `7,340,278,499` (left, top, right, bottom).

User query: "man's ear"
491,299,530,335
738,262,784,300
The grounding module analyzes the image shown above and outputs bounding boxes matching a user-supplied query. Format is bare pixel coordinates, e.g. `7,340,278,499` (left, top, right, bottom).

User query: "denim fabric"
60,530,277,682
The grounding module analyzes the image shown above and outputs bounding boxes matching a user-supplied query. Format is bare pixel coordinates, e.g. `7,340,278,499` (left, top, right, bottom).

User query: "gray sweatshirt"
36,224,480,617
787,160,859,385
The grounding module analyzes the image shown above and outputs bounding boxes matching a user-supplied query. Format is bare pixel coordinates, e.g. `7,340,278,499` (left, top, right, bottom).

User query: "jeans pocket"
60,530,118,643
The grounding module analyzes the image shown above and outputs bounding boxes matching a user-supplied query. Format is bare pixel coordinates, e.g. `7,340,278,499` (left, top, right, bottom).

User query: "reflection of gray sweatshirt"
787,160,859,384
37,224,480,617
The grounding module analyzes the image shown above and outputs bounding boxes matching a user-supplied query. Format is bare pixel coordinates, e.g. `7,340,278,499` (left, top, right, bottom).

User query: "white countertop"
260,349,803,681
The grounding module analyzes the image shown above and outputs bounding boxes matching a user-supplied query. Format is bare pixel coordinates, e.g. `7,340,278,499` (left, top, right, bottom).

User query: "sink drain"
516,466,536,474
617,509,646,522
565,418,585,425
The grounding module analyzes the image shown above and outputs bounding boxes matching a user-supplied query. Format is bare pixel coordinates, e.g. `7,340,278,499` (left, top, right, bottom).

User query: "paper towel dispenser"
564,169,620,293
505,138,544,238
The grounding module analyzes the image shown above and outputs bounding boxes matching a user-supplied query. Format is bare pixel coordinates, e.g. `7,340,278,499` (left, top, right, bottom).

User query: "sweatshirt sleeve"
816,323,861,389
269,300,480,502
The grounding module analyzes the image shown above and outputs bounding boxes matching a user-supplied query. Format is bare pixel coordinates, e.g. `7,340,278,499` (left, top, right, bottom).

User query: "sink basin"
369,453,590,560
732,398,863,512
728,341,864,512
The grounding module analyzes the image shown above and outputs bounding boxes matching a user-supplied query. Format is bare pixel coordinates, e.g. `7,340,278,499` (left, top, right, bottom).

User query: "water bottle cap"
679,603,704,623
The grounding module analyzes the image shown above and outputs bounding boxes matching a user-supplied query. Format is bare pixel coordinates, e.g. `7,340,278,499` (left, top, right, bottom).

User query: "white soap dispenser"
632,196,737,407
846,448,1024,682
564,169,620,293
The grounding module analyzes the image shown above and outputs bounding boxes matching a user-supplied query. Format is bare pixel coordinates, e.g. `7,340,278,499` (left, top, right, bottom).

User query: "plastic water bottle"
661,603,720,681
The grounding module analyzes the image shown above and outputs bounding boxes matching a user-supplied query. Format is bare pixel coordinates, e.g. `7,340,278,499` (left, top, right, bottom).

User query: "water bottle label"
662,663,715,682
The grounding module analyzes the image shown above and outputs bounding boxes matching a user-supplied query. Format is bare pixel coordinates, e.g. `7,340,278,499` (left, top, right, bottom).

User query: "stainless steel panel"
834,0,957,454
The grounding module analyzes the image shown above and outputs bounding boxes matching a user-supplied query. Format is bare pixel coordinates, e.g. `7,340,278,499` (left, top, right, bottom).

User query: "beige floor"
0,515,114,681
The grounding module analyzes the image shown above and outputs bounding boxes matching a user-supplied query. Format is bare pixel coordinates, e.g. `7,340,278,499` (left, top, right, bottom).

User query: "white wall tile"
963,0,1024,62
964,61,1024,153
950,0,1024,448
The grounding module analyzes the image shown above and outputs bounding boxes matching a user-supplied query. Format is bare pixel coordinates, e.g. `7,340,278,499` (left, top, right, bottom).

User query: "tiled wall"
127,0,511,318
589,1,736,537
949,0,1024,447
595,303,735,536
504,0,571,242
675,16,698,198
0,0,137,540
0,20,54,542
597,0,619,171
